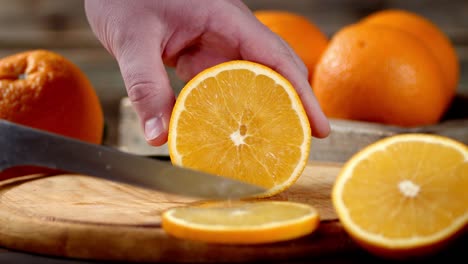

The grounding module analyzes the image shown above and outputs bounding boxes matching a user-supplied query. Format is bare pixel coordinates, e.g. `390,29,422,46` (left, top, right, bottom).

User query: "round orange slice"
332,134,468,258
161,201,320,244
168,60,311,197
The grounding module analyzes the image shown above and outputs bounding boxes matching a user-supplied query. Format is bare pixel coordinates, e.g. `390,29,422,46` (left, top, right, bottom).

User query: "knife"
0,119,265,199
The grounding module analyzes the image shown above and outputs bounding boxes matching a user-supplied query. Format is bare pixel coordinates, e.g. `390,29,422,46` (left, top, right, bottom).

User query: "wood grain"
0,162,349,263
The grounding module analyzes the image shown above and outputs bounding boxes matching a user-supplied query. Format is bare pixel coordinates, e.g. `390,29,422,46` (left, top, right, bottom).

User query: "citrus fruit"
332,134,468,258
168,60,311,198
0,49,104,143
312,23,447,127
162,201,320,244
361,9,459,102
254,10,328,81
0,50,104,179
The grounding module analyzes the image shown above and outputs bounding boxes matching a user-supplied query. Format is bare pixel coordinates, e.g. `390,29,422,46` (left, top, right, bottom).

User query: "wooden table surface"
0,165,466,263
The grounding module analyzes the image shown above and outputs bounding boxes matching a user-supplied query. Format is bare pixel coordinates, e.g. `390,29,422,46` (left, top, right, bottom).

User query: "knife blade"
0,119,265,199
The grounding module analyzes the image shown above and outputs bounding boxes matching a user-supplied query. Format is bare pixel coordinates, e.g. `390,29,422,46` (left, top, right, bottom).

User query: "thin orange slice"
161,201,319,244
332,134,468,258
168,60,311,197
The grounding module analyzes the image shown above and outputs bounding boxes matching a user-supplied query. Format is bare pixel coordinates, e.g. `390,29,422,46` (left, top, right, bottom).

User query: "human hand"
85,0,330,146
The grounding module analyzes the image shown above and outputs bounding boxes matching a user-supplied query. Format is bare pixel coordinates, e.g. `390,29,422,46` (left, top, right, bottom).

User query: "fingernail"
144,115,167,141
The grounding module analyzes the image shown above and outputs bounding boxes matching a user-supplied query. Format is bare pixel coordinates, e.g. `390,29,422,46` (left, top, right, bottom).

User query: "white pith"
333,134,468,247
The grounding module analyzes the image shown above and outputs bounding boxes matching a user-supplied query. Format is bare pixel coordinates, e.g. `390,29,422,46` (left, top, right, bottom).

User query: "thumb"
117,46,175,146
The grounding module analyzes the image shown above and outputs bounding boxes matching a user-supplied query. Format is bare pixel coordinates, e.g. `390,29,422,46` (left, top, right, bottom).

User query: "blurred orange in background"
361,9,459,104
311,9,459,127
312,23,447,127
0,49,104,144
254,10,329,81
0,49,104,179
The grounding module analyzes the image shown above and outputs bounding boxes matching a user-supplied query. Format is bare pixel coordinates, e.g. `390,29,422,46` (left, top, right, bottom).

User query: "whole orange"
0,50,104,178
0,49,104,143
312,24,447,127
361,9,459,103
254,10,328,81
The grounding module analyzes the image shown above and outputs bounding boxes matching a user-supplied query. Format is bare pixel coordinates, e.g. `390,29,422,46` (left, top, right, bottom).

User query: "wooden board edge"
0,205,358,263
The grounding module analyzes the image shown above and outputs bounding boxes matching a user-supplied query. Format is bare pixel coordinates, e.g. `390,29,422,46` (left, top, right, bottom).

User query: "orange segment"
332,134,468,258
162,201,320,244
168,60,311,197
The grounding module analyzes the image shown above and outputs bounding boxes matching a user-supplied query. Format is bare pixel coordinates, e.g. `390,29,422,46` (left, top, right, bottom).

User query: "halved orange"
332,134,467,258
168,60,311,197
162,201,319,244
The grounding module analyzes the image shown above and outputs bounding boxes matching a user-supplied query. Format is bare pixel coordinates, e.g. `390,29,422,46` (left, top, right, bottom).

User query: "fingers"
175,47,235,82
116,42,176,146
276,37,309,78
85,0,175,146
239,19,330,138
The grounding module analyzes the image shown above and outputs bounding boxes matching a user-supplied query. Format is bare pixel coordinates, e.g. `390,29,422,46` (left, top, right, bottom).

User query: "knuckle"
127,81,157,104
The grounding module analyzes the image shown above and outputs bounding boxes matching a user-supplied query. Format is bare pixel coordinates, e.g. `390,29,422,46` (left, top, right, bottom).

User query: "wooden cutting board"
0,161,365,262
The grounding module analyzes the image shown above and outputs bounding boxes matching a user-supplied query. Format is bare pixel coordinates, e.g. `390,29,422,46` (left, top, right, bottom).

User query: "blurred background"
1,0,466,146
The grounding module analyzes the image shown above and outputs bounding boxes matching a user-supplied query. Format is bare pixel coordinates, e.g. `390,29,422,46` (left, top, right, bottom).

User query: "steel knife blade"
0,119,265,199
